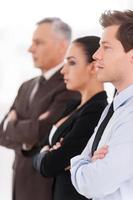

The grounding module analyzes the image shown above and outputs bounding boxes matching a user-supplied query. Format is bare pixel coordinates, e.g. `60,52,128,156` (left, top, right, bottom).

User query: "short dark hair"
37,17,72,42
100,10,133,52
73,36,100,63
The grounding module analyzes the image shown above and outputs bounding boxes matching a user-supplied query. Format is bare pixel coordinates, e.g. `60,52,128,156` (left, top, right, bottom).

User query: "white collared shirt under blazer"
71,84,133,200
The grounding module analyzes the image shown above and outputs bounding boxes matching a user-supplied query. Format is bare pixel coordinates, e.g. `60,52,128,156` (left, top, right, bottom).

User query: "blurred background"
0,0,132,199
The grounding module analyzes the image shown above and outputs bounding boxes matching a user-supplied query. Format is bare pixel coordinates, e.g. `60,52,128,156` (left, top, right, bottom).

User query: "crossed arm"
0,87,74,150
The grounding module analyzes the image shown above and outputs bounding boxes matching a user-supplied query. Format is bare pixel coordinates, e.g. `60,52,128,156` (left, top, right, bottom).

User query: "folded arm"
70,120,133,199
33,112,98,177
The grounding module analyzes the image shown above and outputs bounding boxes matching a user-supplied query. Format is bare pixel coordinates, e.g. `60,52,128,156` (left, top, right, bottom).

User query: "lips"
95,62,104,69
64,79,68,83
64,78,69,83
98,66,104,69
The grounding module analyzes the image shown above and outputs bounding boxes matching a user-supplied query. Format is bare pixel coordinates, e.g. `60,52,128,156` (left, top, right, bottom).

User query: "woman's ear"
88,61,97,74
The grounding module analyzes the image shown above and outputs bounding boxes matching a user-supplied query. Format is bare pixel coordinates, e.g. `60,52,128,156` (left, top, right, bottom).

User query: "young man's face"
93,25,130,90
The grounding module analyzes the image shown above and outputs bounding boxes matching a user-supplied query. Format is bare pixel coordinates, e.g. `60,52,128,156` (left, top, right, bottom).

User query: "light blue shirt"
71,84,133,200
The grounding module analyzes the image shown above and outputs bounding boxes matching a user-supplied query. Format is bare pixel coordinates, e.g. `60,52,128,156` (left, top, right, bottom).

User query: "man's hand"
91,145,108,162
38,111,50,120
7,110,17,121
65,165,70,171
3,110,17,131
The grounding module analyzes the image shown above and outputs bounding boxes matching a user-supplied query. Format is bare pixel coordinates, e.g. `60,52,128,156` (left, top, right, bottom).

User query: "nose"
28,45,32,53
93,47,101,61
28,46,32,53
60,63,67,75
28,43,35,53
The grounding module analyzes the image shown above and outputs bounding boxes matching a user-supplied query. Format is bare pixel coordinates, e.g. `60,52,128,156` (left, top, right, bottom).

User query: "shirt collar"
113,84,133,111
41,63,63,80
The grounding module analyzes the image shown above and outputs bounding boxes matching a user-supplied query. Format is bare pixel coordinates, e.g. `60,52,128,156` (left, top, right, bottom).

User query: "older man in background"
0,17,80,200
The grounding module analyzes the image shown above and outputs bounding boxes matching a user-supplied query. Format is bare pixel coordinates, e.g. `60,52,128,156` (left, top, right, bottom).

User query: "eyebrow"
33,38,44,43
67,56,76,60
100,41,110,45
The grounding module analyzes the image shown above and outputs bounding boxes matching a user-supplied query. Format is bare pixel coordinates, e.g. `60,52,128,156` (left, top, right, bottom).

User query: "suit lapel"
51,113,76,145
51,98,94,145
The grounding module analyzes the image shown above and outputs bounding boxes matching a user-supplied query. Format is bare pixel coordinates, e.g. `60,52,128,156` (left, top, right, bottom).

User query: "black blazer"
0,70,80,200
34,91,107,200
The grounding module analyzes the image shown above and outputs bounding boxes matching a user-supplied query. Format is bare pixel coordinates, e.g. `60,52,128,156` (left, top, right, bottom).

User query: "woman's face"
61,43,91,92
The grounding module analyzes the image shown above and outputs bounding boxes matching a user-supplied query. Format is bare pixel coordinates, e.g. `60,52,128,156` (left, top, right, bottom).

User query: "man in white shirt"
0,18,79,200
71,10,133,200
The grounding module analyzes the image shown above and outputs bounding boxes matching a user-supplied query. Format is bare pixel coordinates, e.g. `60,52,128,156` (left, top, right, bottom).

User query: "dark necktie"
91,102,114,156
38,76,46,86
29,76,46,104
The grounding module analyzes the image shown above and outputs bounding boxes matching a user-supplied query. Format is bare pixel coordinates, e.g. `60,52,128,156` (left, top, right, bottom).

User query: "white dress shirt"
48,125,57,145
42,63,63,80
71,84,133,200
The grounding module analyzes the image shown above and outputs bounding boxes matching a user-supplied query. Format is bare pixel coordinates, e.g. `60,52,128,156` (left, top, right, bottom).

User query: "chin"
66,86,71,90
34,64,42,70
66,85,76,91
97,74,106,82
66,84,72,90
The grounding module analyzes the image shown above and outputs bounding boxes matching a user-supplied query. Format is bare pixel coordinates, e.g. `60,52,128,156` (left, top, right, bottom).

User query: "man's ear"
128,49,133,64
59,40,69,55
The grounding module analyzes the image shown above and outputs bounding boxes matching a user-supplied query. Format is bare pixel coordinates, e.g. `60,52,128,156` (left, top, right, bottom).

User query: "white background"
0,0,132,199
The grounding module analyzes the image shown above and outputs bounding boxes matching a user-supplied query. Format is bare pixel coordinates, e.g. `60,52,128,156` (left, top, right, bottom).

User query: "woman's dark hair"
100,10,133,52
73,36,100,63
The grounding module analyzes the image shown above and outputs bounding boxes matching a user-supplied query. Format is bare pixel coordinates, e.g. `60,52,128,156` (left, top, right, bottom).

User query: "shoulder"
16,76,38,89
15,77,39,95
21,76,39,86
61,99,81,118
78,91,108,116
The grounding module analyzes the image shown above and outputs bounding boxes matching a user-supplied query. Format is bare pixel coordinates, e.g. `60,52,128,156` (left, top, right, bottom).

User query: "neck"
114,80,133,93
80,84,104,106
113,67,133,92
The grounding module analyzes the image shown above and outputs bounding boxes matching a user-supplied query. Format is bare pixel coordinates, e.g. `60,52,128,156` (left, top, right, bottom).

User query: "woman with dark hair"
33,36,108,200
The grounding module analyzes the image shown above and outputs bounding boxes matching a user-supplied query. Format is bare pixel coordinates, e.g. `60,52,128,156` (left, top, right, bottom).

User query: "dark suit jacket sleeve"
0,84,79,149
34,103,105,177
0,84,25,149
